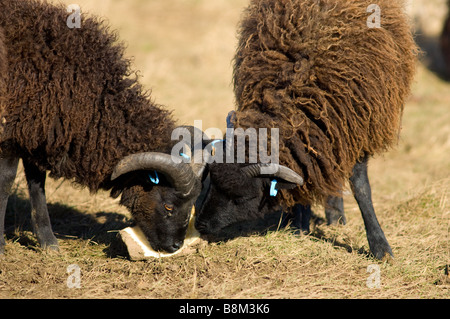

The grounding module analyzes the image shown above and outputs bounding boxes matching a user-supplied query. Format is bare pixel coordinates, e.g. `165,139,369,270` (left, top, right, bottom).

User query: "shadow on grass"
4,193,132,257
202,211,286,243
4,192,371,259
203,208,375,259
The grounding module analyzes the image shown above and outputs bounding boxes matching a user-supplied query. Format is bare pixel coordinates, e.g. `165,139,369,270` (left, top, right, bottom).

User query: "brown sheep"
196,0,418,260
0,0,205,255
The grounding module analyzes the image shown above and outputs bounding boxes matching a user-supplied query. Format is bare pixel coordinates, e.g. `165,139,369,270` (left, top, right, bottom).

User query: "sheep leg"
23,160,59,252
280,204,311,234
349,156,393,260
0,158,19,254
325,196,346,225
0,157,19,255
292,204,311,234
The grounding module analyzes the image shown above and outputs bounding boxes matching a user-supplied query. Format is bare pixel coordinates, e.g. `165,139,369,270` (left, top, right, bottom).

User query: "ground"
0,0,448,299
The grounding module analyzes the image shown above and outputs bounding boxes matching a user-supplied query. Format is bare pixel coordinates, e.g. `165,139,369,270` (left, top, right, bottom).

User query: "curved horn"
242,163,304,186
111,152,197,197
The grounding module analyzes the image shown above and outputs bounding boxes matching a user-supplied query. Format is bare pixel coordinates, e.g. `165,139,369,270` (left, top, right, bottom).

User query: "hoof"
44,244,60,253
37,230,59,253
40,237,60,253
371,245,394,261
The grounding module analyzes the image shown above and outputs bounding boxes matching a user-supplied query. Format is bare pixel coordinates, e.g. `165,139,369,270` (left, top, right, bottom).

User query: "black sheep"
0,0,205,254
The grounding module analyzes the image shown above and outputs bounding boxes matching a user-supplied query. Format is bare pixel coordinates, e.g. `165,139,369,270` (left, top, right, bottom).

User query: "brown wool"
0,0,176,192
232,0,418,206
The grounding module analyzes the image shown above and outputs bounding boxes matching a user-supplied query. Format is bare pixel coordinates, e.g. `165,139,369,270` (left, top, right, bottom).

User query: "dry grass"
0,0,449,299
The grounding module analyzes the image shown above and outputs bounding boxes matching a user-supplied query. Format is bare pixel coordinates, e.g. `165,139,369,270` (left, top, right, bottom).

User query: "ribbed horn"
242,163,304,186
111,152,197,197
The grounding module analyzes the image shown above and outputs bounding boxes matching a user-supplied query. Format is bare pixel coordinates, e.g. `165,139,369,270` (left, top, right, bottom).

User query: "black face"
113,172,201,253
195,163,292,235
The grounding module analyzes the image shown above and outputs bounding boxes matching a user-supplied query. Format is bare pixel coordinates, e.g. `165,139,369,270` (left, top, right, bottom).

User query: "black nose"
161,240,184,253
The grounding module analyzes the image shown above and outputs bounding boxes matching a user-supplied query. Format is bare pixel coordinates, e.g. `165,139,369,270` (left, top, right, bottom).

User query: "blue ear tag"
149,171,160,185
180,152,191,160
270,179,278,197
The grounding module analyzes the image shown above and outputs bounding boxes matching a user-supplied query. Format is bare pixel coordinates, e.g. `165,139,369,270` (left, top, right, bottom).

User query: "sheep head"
110,149,206,253
195,161,303,235
195,111,303,235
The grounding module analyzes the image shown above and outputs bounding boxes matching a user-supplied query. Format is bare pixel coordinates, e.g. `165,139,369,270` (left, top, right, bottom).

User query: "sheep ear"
242,163,304,186
270,180,299,190
109,173,139,199
265,179,298,197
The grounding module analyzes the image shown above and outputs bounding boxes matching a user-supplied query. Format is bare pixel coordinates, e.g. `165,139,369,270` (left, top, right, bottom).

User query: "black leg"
294,204,311,234
349,156,393,259
23,159,59,252
281,204,311,234
0,157,19,254
325,195,346,225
